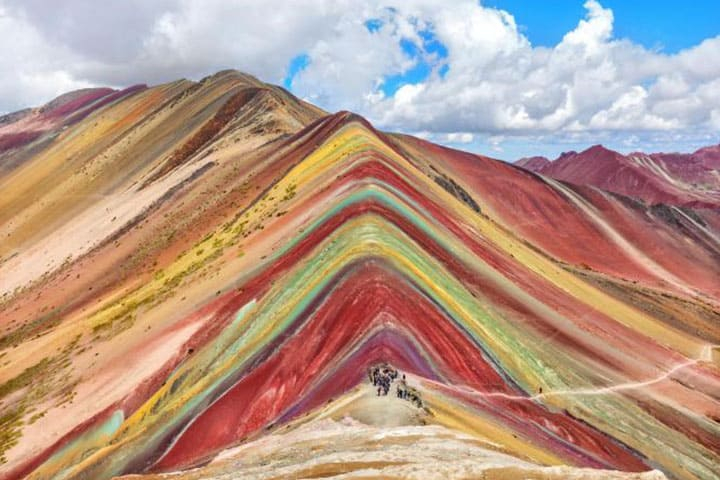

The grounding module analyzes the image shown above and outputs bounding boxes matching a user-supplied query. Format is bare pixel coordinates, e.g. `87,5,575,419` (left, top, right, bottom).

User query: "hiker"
377,386,381,396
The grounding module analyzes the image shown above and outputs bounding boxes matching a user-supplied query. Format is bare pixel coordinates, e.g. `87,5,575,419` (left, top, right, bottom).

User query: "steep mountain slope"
0,86,148,175
0,72,718,480
693,145,720,169
516,145,720,207
650,146,720,183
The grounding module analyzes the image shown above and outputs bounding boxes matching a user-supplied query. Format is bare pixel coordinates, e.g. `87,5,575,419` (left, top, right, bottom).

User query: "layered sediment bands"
144,86,271,185
396,135,720,299
0,72,718,480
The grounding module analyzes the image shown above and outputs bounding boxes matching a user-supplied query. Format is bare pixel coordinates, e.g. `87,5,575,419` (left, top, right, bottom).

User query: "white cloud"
445,132,474,144
352,0,719,151
0,5,92,112
561,0,613,52
711,110,720,130
0,0,717,157
588,86,678,130
288,6,413,111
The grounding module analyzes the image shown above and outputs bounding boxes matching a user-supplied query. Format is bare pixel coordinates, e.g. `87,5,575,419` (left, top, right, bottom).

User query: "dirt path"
338,383,427,427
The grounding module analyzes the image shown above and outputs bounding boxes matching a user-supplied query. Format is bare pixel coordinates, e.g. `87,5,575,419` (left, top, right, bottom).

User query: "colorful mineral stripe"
0,71,718,480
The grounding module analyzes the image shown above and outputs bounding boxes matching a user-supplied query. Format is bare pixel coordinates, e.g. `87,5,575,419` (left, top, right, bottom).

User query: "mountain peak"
555,150,578,161
581,144,620,158
199,69,264,86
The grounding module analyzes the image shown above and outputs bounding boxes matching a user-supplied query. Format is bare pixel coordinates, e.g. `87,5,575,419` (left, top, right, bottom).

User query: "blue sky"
484,0,720,53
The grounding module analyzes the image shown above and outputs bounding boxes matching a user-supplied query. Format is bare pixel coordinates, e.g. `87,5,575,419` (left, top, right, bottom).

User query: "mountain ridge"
514,143,720,207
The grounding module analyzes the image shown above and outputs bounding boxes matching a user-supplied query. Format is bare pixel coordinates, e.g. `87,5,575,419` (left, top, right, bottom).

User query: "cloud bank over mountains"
0,0,718,156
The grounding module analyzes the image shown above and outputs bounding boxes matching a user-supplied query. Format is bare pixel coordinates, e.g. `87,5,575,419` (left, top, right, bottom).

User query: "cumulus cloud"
0,0,344,108
361,0,719,139
0,5,92,110
0,0,717,156
445,132,474,144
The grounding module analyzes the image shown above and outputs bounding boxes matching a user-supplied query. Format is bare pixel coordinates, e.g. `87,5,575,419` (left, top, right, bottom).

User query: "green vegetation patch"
0,335,81,464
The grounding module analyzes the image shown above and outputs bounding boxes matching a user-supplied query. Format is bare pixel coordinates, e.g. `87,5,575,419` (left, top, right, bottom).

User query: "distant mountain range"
515,144,720,208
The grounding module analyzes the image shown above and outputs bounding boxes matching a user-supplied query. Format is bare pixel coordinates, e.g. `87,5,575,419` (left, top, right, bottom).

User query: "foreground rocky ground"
118,383,668,480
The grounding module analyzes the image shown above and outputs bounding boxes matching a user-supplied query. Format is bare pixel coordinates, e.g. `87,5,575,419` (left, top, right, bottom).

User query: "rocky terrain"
0,70,718,480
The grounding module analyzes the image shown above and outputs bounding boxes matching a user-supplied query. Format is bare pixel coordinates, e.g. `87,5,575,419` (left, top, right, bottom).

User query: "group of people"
370,365,398,396
395,382,423,408
368,364,424,408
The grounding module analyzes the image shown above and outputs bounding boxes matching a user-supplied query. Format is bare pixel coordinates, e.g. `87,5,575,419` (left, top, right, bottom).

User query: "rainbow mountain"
0,70,719,480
